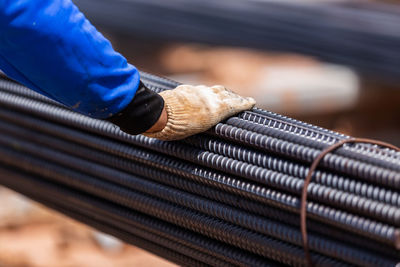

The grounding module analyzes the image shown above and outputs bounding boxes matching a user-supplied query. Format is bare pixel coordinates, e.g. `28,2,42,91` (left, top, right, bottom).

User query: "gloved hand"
143,85,256,141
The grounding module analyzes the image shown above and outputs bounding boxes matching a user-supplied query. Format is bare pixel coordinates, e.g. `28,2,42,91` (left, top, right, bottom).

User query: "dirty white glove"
143,85,256,141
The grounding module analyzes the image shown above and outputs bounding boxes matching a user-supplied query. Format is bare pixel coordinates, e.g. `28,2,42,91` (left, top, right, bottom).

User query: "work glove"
143,85,256,141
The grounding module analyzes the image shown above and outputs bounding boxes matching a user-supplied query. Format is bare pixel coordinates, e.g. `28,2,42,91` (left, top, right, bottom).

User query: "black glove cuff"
106,81,164,135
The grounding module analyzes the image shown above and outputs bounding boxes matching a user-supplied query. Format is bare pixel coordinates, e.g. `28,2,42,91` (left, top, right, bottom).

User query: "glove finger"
224,94,256,111
237,96,256,112
211,85,226,93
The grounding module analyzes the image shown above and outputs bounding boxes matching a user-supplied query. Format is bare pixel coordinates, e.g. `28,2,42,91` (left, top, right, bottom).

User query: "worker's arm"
0,0,255,140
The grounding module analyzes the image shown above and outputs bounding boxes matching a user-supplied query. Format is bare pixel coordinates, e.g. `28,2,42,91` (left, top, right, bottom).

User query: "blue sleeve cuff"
106,81,164,135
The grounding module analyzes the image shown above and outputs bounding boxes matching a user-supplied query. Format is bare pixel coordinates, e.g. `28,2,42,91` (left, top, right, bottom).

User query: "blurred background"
1,0,399,266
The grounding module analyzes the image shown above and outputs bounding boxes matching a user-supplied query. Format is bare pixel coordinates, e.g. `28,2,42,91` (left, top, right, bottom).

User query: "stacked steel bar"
0,72,398,266
74,0,400,79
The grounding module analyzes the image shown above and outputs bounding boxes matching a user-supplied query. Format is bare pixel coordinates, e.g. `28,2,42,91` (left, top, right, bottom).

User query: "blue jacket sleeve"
0,0,140,119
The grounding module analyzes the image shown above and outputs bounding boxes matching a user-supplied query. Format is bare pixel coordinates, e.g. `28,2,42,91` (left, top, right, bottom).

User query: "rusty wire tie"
301,137,400,267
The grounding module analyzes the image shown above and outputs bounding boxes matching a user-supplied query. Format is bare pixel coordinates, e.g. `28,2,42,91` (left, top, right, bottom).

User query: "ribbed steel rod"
0,121,297,220
2,73,398,169
0,147,391,265
0,108,396,247
2,75,394,169
2,74,398,164
0,74,399,265
227,115,400,169
0,79,62,106
0,119,397,258
0,134,395,265
0,84,398,195
0,147,331,266
129,135,400,225
45,207,212,267
0,84,397,192
0,165,289,267
0,172,212,267
248,107,400,161
140,72,400,161
185,135,400,206
214,123,400,189
0,173,210,267
1,71,398,165
236,112,400,165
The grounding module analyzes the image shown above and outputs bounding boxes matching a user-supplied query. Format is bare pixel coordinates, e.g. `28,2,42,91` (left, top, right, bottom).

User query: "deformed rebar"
0,74,398,266
0,108,396,247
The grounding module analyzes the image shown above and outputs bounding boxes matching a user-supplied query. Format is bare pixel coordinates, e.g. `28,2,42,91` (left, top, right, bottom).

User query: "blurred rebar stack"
0,73,398,266
74,0,400,79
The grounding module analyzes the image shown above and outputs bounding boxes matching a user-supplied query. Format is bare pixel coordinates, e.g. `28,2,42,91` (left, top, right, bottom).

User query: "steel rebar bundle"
73,0,400,79
0,72,398,266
